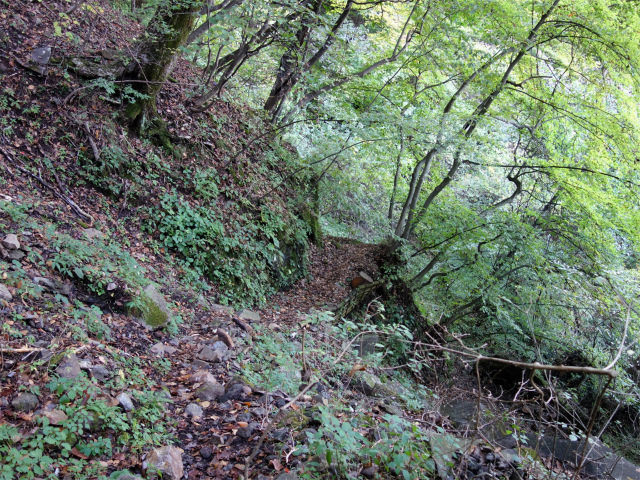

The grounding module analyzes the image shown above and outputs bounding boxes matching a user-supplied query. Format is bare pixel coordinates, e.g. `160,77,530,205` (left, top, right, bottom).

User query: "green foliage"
151,190,307,305
302,408,434,479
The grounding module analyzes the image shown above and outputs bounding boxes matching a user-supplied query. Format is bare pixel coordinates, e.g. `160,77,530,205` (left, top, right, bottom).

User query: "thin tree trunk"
388,132,404,220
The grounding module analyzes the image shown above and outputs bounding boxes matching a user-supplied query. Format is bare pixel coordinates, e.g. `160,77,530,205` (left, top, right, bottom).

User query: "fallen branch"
82,122,101,161
0,347,45,354
213,328,234,349
232,316,254,335
0,146,94,224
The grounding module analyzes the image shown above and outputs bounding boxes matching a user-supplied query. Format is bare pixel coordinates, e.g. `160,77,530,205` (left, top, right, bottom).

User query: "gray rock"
211,304,233,314
82,228,105,241
12,392,38,411
198,346,225,363
275,473,300,480
238,309,260,321
6,250,25,261
33,277,71,296
90,365,111,382
237,422,260,439
114,475,144,480
163,345,178,355
199,446,213,460
30,46,51,65
42,409,68,425
146,445,184,480
134,285,171,331
2,234,20,250
150,342,165,356
55,353,82,379
190,370,217,384
118,392,134,411
251,407,268,417
440,400,489,430
357,333,379,356
78,359,92,370
196,382,225,401
212,341,228,352
185,403,203,417
379,403,403,417
0,284,12,301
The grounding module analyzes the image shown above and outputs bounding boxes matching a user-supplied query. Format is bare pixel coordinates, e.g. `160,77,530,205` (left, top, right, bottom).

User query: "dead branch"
0,347,45,353
232,316,254,335
82,122,101,161
212,328,234,349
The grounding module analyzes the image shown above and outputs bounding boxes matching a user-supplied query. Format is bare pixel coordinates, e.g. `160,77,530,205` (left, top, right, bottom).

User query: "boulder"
2,234,20,250
190,370,218,384
196,382,225,401
12,392,38,411
133,285,171,330
0,283,12,301
238,309,260,321
55,353,82,379
145,445,184,480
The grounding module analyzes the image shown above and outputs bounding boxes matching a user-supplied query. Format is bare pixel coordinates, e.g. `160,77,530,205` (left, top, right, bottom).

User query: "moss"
301,207,323,248
140,295,169,328
278,410,311,430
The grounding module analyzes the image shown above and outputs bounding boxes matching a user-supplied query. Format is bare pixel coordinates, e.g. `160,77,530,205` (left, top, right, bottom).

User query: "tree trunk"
125,0,200,136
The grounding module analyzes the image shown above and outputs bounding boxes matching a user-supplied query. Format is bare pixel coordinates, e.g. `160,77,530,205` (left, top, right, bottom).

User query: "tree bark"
125,0,201,134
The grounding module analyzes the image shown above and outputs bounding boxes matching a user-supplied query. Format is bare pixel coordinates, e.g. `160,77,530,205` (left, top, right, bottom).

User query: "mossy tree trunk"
125,0,200,135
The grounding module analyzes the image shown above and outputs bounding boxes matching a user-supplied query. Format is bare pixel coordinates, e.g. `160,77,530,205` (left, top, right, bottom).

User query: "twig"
0,146,94,224
82,122,101,161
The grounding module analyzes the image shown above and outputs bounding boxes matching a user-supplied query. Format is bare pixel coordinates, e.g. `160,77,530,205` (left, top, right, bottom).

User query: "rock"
11,392,38,411
211,304,234,314
78,359,92,370
33,277,71,296
66,57,127,79
190,370,218,384
218,383,247,402
198,346,225,363
251,407,267,417
43,409,68,425
55,353,82,379
211,341,228,353
238,412,252,423
163,345,177,355
82,228,105,241
237,422,260,439
196,382,225,401
199,446,213,460
274,473,300,480
0,284,12,301
211,434,225,445
357,333,379,356
6,250,25,261
30,46,51,65
150,342,165,356
90,365,111,382
112,474,143,480
133,285,171,331
361,466,376,479
238,309,260,321
268,322,282,331
146,445,184,480
440,400,489,430
184,403,203,417
118,392,134,412
2,234,20,250
379,403,403,417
